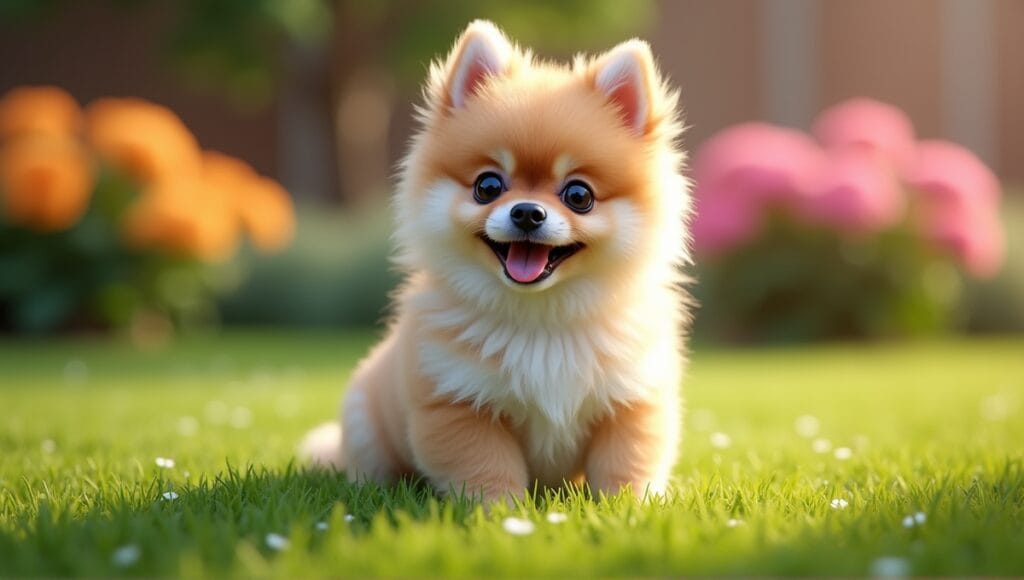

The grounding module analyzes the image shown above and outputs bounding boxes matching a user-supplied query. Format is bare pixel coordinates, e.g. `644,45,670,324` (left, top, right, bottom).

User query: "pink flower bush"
691,123,824,254
692,193,760,254
693,122,824,206
800,148,905,234
812,98,917,172
903,140,1004,278
903,140,1000,211
692,98,1004,279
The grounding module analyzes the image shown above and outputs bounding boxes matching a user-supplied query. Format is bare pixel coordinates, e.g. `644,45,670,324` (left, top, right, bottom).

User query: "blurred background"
1,0,1021,343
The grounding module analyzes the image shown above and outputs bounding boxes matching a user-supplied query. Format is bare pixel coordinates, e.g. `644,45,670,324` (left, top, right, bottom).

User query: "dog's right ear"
440,20,513,110
590,40,660,136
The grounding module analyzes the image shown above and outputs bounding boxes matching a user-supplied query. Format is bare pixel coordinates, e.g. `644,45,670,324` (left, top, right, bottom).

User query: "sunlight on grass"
1,333,1022,575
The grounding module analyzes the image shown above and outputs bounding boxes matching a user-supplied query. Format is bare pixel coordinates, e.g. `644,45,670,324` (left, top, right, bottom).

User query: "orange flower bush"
203,151,295,251
0,86,82,139
0,135,94,231
122,175,240,261
241,176,295,252
120,150,295,260
0,85,296,334
85,97,203,185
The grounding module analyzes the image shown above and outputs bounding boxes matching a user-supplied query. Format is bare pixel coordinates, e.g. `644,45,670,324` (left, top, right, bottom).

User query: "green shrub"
218,205,401,328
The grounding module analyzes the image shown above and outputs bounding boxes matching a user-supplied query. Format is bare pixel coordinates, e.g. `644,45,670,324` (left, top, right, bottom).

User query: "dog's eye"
560,180,594,213
473,172,506,204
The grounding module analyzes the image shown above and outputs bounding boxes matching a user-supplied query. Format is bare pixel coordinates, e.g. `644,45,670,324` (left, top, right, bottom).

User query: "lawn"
1,332,1022,576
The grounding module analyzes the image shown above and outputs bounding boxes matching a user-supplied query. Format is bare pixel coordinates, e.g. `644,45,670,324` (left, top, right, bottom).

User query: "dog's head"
395,21,689,302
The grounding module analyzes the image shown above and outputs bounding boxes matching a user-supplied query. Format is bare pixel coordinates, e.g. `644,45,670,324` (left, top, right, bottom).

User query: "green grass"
1,332,1023,576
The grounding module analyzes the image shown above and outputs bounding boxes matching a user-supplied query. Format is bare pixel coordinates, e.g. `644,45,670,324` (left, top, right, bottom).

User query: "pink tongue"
505,242,552,283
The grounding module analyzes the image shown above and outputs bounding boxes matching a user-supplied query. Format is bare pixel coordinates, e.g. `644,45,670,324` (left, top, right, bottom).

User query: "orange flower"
203,151,257,190
122,175,239,261
202,151,294,253
240,176,295,252
0,86,82,140
85,98,202,185
0,135,95,231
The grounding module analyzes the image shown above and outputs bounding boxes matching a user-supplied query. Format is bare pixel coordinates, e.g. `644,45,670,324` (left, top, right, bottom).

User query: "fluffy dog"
304,20,691,502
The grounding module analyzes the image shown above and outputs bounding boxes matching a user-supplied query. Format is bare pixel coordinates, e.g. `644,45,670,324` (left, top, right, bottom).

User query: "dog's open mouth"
480,236,584,284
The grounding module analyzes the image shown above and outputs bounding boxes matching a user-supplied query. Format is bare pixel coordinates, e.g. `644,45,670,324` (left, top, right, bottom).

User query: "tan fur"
304,21,692,503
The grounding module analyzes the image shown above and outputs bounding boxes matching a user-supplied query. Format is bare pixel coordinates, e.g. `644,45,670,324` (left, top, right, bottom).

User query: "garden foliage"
0,86,295,334
692,98,1005,342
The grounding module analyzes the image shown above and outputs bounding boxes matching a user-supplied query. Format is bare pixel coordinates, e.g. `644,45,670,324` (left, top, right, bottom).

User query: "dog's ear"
442,20,514,109
591,40,659,136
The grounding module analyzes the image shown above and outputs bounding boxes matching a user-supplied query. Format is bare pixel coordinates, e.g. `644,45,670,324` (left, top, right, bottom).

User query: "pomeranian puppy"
304,20,691,502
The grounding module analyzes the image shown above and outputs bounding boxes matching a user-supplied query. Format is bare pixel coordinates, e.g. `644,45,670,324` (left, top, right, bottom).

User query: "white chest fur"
412,284,677,478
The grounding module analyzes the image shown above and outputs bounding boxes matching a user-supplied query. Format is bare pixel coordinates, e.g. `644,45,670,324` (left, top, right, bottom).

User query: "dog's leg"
339,381,406,484
301,421,344,469
408,400,528,504
584,397,679,498
310,334,407,485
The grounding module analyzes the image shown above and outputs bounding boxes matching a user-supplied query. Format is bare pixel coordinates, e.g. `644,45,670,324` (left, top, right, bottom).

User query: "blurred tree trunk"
329,2,402,205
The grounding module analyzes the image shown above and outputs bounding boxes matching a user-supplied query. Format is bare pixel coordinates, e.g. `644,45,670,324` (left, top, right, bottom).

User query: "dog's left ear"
442,20,514,110
591,40,659,136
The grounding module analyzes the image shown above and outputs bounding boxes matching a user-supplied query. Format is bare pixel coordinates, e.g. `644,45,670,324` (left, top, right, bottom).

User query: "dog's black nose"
510,202,546,231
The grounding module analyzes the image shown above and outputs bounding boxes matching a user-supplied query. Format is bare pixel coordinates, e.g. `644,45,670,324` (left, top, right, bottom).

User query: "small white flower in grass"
315,521,329,531
830,498,849,509
709,432,732,449
265,533,289,551
155,457,175,469
502,517,535,536
545,512,568,524
40,439,57,454
870,556,910,577
690,408,717,432
979,392,1017,422
811,438,832,454
230,406,253,429
794,415,820,438
726,518,744,528
177,416,199,437
344,514,355,523
161,491,179,501
833,446,853,460
111,544,141,567
901,512,926,528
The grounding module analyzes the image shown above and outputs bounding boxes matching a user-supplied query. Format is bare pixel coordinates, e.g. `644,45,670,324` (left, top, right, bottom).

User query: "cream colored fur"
302,20,691,502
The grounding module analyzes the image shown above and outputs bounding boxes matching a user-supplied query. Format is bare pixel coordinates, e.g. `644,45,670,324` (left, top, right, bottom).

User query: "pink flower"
903,140,1004,278
693,122,825,207
692,192,761,255
800,149,906,234
926,210,1004,278
813,98,916,172
692,123,824,254
903,140,1000,212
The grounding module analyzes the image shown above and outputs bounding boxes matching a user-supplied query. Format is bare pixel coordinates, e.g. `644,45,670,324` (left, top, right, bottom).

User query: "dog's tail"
299,422,344,469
